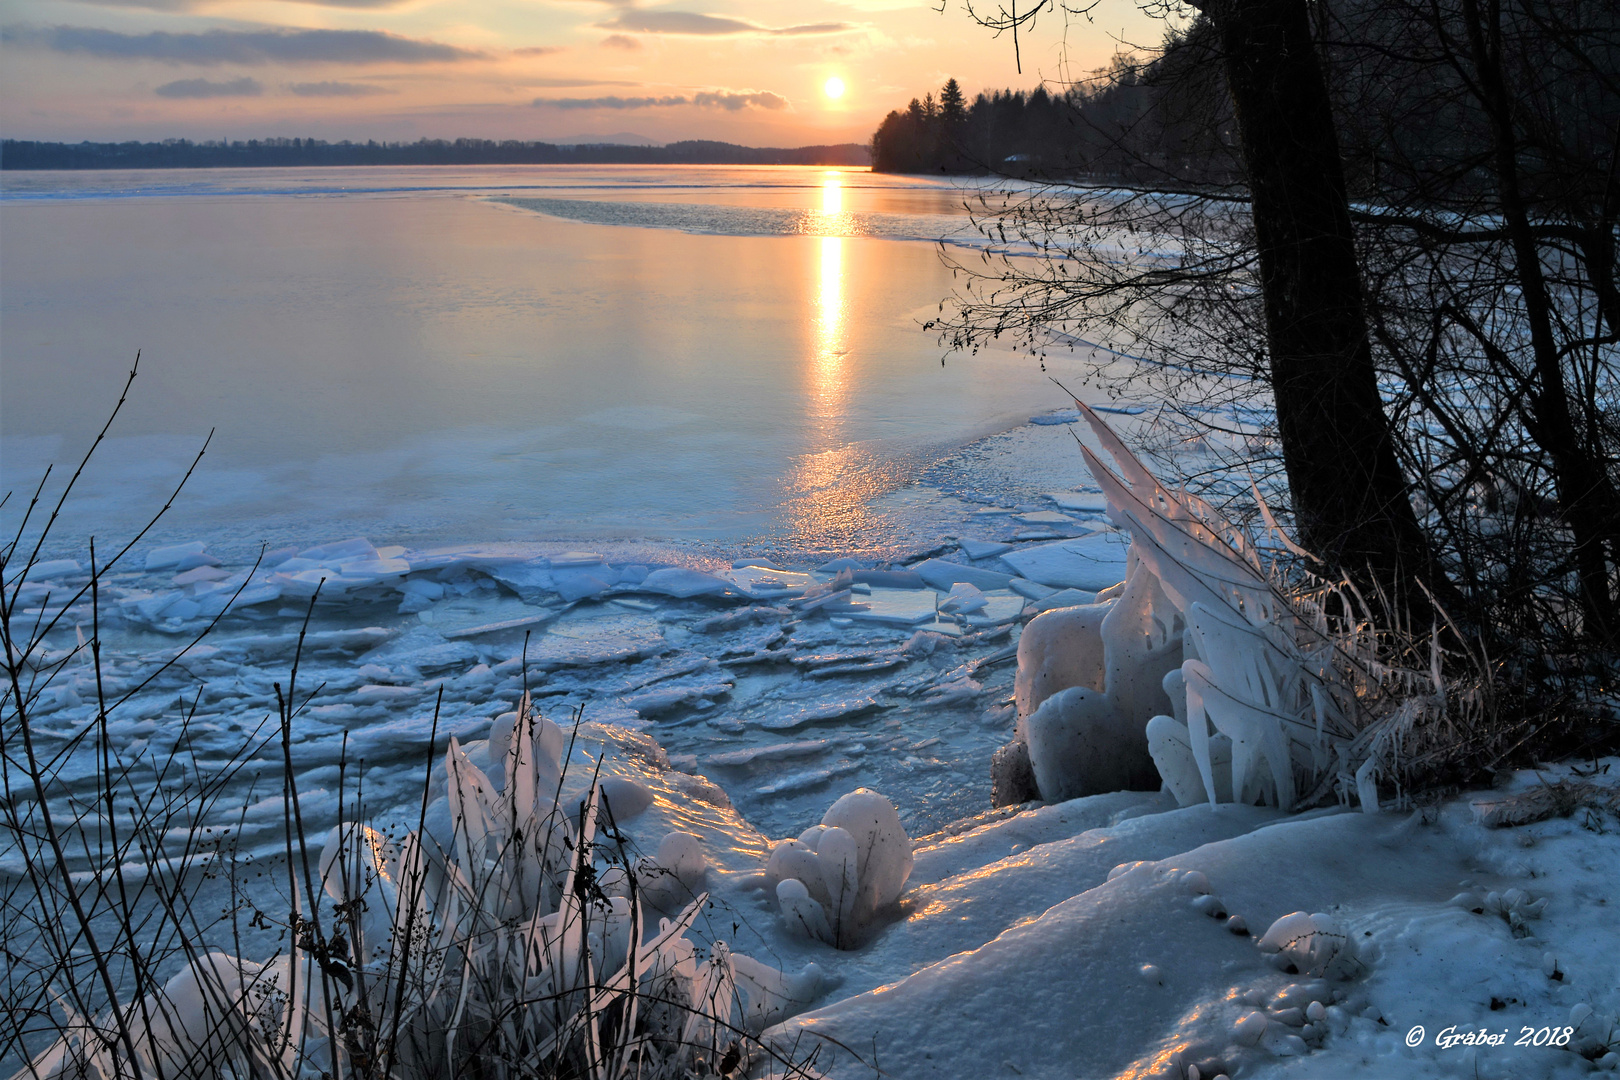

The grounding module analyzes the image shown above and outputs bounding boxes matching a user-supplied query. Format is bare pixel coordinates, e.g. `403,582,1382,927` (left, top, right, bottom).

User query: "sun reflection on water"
780,177,901,548
821,172,843,215
810,169,855,237
816,234,844,366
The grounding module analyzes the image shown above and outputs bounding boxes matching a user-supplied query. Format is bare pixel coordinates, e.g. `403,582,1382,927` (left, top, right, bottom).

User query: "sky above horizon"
0,0,1176,147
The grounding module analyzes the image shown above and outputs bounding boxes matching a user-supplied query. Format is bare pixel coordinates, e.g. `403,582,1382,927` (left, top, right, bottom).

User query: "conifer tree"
940,78,968,125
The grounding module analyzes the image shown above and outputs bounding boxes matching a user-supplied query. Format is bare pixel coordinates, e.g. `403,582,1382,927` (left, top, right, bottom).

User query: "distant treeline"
871,51,1238,185
874,7,1613,196
0,137,872,170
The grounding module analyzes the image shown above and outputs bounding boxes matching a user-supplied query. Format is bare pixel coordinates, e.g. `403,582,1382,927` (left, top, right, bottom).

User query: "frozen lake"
0,163,1165,841
2,164,1100,562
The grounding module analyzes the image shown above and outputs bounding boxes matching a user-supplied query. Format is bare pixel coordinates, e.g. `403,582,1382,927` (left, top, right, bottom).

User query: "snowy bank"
765,762,1620,1080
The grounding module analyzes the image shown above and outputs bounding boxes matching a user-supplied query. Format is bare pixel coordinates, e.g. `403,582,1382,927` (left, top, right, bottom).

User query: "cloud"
602,11,754,34
599,34,642,50
2,25,483,65
775,22,855,35
287,80,391,96
535,89,789,110
73,0,409,8
513,45,565,56
537,94,688,109
598,11,854,36
692,89,787,110
155,76,262,98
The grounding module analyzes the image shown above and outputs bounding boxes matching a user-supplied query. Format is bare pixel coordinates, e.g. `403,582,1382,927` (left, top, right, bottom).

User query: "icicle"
1356,757,1380,814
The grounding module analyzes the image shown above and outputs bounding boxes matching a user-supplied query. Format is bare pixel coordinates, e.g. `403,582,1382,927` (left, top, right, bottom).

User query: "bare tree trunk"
1200,0,1446,611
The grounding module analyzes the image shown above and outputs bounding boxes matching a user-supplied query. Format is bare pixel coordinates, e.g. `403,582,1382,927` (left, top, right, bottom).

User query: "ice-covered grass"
7,686,835,1079
997,401,1499,820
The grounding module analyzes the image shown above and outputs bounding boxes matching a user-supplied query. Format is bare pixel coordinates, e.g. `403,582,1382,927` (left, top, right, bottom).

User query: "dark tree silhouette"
1195,0,1447,611
940,78,968,125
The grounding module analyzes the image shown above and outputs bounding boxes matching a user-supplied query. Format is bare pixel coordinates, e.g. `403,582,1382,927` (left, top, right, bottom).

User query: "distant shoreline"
0,137,871,171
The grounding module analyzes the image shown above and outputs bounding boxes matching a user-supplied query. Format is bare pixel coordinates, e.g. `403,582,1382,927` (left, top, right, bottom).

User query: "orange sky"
0,0,1176,145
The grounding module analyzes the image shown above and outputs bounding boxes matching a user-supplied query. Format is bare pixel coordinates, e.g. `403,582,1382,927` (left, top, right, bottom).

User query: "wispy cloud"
271,0,413,6
774,22,855,35
287,80,392,96
599,34,642,51
513,45,565,57
693,90,788,110
1,25,484,65
155,76,262,98
535,89,790,110
537,94,687,109
600,11,754,34
76,0,409,9
597,11,855,36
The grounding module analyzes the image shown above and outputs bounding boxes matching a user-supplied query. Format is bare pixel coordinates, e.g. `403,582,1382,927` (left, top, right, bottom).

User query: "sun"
824,76,845,99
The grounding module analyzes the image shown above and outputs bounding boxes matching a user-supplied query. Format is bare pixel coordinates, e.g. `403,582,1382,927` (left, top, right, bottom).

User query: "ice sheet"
1000,531,1132,591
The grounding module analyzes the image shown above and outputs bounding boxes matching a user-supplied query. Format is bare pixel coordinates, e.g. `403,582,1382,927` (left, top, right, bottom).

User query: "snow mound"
766,789,914,948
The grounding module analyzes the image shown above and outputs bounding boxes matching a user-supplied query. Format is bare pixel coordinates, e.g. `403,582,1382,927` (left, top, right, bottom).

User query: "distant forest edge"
0,137,872,170
870,46,1241,185
870,71,1223,182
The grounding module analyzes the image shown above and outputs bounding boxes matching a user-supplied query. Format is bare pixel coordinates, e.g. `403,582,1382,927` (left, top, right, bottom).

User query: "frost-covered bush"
19,951,299,1080
313,694,818,1077
633,830,709,911
1013,602,1109,720
1451,884,1549,937
1019,559,1185,801
765,789,914,948
18,693,821,1080
1011,403,1479,812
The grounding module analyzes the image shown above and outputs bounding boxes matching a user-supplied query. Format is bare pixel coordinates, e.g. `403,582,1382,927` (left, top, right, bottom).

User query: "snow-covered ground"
568,732,1620,1080
767,762,1620,1079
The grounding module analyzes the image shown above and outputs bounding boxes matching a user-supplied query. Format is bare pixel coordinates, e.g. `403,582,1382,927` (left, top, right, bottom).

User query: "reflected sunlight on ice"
813,233,846,421
780,187,885,551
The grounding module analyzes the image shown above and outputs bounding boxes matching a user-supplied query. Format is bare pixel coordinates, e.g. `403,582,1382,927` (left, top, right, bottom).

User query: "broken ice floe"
1042,490,1110,515
999,532,1131,591
957,538,1013,561
60,527,1143,840
758,697,882,732
101,529,1134,647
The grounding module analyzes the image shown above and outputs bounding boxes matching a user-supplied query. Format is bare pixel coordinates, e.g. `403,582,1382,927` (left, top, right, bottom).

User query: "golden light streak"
780,220,872,545
813,234,845,417
821,172,843,215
